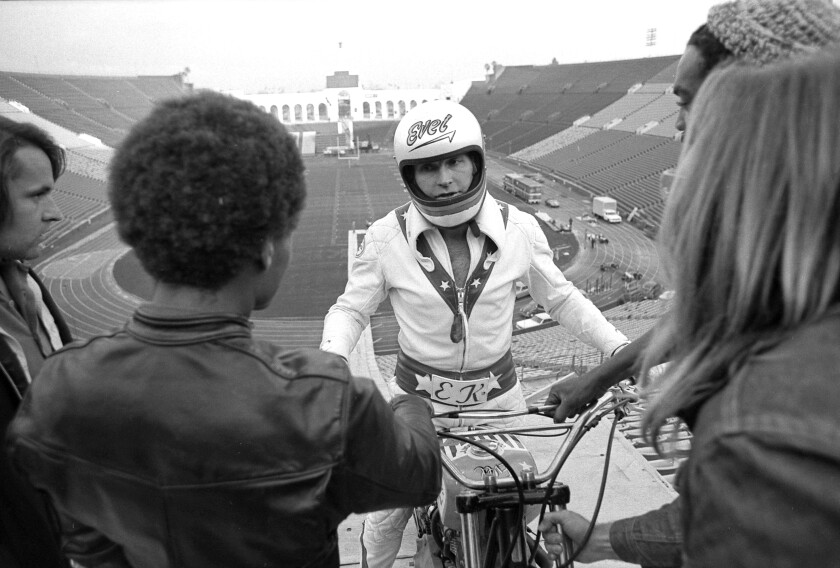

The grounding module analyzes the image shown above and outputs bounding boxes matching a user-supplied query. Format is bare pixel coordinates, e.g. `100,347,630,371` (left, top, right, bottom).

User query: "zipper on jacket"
456,285,468,373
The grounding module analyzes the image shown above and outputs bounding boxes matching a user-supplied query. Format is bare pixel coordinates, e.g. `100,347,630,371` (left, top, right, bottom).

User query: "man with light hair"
0,116,71,568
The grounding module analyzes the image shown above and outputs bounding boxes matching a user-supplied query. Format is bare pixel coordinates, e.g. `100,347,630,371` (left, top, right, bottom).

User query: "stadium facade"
228,70,458,155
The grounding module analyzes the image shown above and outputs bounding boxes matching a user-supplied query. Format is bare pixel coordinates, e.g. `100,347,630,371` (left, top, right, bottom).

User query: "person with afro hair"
6,91,441,568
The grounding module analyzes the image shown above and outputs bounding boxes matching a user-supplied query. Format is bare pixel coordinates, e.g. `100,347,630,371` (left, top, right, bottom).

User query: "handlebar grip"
548,505,574,567
549,522,574,567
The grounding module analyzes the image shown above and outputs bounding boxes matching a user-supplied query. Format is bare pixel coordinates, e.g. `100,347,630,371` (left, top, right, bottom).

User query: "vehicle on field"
533,211,561,232
323,145,349,156
515,281,530,300
515,312,552,330
592,196,621,223
359,140,381,153
503,173,542,205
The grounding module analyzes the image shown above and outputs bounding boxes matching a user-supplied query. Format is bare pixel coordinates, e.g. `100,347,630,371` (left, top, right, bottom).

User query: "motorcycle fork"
456,485,572,568
459,507,529,568
492,507,529,567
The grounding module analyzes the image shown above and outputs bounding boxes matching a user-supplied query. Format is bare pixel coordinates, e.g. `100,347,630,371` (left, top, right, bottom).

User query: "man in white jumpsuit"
321,100,628,567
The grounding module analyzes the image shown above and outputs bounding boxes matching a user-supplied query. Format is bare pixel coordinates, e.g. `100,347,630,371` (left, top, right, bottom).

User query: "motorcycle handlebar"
437,387,636,490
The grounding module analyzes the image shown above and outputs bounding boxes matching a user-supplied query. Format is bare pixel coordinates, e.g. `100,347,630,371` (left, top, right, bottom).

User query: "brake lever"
433,404,559,420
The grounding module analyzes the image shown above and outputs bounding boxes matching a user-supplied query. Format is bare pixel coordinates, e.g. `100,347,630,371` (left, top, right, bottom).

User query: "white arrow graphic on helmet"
409,130,457,152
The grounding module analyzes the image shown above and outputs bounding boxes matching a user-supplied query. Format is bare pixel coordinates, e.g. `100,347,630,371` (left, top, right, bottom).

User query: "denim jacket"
611,309,840,567
680,309,840,567
610,498,682,568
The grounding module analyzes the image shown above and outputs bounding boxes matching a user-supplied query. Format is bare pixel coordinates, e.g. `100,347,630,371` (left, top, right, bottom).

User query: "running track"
36,154,663,350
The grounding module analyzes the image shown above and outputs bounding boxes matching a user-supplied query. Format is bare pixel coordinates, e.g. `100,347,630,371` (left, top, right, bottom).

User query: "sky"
2,0,731,94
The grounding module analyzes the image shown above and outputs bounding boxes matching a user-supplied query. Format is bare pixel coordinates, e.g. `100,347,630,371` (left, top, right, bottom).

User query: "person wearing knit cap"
675,0,840,132
706,0,840,66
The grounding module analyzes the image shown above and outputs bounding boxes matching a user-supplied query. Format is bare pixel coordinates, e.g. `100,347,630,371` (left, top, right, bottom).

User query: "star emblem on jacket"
415,374,435,397
487,371,502,393
440,280,451,291
471,278,481,288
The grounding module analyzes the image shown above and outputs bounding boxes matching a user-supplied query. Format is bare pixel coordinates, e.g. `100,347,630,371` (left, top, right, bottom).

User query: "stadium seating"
508,299,671,373
460,56,678,156
458,56,683,228
583,93,661,128
0,71,187,147
511,125,597,162
65,77,158,121
613,94,681,133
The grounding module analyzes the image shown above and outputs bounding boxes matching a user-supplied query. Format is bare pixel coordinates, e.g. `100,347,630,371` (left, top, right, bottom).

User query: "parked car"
323,145,348,156
515,312,552,330
514,281,530,300
545,199,561,208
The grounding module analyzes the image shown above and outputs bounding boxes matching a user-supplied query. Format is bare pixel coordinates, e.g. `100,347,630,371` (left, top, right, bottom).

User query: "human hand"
539,510,615,564
545,372,606,423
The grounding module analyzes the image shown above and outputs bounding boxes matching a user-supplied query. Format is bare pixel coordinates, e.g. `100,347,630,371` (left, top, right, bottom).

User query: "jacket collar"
127,304,253,345
404,196,507,252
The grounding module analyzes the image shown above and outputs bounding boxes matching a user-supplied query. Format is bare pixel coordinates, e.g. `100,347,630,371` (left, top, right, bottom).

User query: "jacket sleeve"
59,514,131,568
609,498,683,568
320,228,389,360
524,215,628,355
330,377,441,514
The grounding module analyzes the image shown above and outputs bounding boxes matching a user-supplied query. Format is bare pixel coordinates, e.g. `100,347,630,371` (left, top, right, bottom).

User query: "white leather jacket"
321,197,627,372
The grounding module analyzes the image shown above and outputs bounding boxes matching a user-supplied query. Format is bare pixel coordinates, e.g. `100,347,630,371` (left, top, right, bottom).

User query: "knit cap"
707,0,840,65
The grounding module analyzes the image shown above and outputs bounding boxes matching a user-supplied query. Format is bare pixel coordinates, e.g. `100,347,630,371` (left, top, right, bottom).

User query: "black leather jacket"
1,265,72,568
6,306,441,567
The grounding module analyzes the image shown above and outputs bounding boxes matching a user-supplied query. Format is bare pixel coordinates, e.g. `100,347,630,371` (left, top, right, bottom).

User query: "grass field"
112,153,579,319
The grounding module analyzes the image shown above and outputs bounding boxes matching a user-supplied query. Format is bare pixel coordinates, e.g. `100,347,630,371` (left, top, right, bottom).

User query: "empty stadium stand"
459,55,683,227
0,71,188,147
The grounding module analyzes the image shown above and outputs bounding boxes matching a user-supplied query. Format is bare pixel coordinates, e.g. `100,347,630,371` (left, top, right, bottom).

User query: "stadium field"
113,153,580,319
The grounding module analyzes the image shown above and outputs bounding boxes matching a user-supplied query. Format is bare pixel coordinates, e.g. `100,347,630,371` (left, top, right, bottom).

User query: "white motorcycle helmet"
394,100,486,228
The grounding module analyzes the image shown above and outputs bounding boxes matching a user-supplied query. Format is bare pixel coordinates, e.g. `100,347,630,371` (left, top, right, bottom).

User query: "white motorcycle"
412,384,637,568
